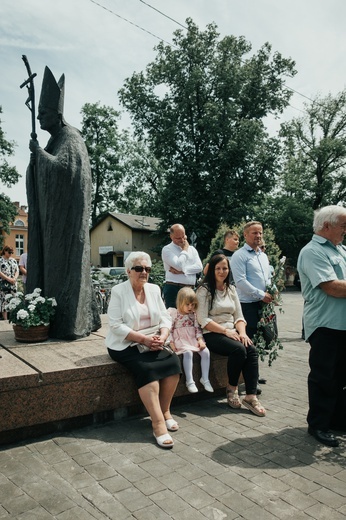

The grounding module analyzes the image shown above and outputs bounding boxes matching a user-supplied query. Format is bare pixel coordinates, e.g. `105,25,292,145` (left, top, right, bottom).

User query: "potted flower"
5,288,57,342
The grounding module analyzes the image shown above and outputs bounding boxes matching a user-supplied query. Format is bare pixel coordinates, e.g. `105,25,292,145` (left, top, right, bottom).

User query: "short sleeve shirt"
297,234,346,340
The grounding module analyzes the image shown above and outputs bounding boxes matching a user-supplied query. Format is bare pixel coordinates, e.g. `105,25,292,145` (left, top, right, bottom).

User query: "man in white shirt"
162,224,203,308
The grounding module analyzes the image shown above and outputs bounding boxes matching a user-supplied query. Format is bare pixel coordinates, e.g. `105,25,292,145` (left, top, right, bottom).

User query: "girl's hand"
198,340,206,350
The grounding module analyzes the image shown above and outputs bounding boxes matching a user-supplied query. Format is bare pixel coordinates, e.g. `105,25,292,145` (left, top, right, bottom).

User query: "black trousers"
241,301,278,346
307,327,346,430
162,284,180,309
203,332,258,395
163,283,194,309
240,302,261,340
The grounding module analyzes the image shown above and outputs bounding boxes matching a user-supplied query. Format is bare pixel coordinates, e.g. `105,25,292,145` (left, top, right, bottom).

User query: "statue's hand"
29,139,39,154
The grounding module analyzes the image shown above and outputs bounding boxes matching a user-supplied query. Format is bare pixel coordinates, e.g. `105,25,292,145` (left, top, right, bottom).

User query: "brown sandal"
226,388,241,409
242,397,266,417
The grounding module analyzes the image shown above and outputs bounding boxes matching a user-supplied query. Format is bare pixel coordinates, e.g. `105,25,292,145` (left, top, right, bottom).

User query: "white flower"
7,287,57,328
9,298,22,309
5,293,14,301
7,301,19,311
17,309,29,320
279,256,287,265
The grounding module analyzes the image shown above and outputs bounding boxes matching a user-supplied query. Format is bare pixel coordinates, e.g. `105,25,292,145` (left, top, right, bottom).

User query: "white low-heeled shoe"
165,418,179,431
153,432,174,449
186,381,198,393
200,378,214,393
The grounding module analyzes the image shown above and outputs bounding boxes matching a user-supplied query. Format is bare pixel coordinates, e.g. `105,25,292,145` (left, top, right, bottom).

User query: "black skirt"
108,346,182,389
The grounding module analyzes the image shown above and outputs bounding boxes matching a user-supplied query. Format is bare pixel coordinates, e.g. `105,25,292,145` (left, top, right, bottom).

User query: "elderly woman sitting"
106,252,181,448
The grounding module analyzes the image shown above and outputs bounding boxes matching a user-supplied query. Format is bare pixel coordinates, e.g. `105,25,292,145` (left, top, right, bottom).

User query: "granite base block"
0,317,228,445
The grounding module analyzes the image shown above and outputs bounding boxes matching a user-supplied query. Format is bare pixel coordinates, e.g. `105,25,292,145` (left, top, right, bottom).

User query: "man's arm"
320,280,346,298
231,252,271,302
19,265,27,276
162,244,202,274
183,247,203,275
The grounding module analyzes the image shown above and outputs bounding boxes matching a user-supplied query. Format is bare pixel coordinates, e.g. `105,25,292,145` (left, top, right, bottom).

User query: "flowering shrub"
5,288,57,329
253,256,286,366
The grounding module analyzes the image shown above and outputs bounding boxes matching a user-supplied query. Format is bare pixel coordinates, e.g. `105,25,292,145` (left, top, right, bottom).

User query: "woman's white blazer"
105,279,171,351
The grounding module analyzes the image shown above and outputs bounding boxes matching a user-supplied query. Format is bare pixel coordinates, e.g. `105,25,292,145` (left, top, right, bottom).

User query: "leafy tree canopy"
81,103,162,224
0,106,20,247
119,18,296,257
0,106,20,188
80,102,123,225
258,196,314,266
280,90,346,209
0,193,18,248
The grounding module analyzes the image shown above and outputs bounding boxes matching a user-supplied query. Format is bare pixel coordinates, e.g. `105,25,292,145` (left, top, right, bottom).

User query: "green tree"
80,102,122,225
260,197,313,266
280,90,346,209
119,18,296,257
115,131,165,216
0,106,20,247
0,194,17,249
0,106,19,188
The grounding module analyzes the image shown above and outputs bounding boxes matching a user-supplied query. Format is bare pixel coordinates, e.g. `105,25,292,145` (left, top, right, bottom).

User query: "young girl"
168,287,214,393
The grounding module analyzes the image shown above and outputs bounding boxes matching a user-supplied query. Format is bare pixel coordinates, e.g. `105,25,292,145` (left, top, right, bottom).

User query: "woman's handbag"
0,279,13,292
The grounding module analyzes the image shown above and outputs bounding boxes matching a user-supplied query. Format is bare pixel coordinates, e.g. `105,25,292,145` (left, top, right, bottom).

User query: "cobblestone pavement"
1,292,345,520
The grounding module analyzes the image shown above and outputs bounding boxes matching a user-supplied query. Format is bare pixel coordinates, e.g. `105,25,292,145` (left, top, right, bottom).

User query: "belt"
165,282,194,287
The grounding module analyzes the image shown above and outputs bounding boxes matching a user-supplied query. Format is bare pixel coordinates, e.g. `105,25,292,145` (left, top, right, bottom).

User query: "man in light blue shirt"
231,221,273,391
231,221,272,338
297,205,346,448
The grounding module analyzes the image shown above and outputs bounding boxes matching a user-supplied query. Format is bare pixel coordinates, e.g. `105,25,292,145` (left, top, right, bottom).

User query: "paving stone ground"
0,292,345,520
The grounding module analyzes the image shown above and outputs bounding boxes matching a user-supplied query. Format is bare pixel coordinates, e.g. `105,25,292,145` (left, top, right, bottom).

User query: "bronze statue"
23,62,100,339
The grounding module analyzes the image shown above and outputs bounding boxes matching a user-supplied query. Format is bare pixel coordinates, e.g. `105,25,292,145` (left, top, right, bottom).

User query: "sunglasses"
131,266,151,273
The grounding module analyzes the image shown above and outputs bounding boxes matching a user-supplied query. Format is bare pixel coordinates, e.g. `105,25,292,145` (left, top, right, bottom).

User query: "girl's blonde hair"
176,287,198,312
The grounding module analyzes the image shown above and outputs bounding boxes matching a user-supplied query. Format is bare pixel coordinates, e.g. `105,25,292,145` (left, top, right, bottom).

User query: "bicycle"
93,280,104,314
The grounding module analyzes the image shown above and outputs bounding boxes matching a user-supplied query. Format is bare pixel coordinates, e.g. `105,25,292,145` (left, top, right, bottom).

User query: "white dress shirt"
162,241,203,285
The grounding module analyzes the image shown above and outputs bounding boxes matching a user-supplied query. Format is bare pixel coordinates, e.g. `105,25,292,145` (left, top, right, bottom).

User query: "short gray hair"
313,205,346,233
124,251,152,274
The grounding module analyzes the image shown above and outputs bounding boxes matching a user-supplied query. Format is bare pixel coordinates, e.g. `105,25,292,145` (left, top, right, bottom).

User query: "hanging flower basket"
13,324,50,343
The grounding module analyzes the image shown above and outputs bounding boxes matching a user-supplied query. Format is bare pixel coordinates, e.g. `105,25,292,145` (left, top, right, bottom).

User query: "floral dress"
0,256,18,311
168,308,204,354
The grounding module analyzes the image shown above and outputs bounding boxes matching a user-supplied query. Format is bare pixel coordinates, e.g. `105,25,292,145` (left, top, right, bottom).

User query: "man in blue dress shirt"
231,221,273,391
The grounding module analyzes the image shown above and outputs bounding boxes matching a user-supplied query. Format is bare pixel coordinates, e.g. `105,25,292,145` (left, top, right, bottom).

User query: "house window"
14,219,25,227
16,234,24,256
107,222,113,231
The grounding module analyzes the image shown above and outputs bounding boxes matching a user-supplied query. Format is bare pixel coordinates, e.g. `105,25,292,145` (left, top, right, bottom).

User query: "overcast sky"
1,0,345,206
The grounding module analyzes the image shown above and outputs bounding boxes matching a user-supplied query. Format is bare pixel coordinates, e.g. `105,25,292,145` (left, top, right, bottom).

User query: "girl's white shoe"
200,378,214,392
186,381,198,393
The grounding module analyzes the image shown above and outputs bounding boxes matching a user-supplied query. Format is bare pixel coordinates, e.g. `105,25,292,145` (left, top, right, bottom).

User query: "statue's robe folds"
26,125,101,339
